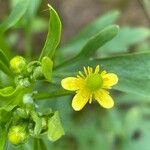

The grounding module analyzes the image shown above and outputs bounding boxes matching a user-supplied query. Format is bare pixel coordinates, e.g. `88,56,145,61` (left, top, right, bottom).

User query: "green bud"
10,56,26,74
32,66,43,80
19,78,31,87
8,125,29,145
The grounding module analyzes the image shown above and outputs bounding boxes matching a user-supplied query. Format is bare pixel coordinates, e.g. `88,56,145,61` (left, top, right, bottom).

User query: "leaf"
48,111,65,142
41,56,53,82
76,25,119,58
0,124,7,150
39,5,62,60
57,10,120,56
55,52,150,97
0,86,31,111
0,49,9,67
115,92,150,105
24,0,41,22
0,0,29,33
98,27,150,56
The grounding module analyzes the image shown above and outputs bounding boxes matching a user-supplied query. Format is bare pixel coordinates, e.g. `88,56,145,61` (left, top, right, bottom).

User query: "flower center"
85,74,103,91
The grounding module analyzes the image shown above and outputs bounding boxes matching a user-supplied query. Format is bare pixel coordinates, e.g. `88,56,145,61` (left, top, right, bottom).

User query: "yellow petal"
61,77,83,91
102,73,118,88
72,90,90,111
94,89,114,108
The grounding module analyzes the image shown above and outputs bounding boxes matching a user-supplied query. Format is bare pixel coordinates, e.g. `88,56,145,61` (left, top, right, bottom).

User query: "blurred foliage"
0,0,150,150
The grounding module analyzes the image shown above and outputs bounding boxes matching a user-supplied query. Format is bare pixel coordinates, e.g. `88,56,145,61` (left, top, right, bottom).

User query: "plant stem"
33,90,73,101
25,25,32,59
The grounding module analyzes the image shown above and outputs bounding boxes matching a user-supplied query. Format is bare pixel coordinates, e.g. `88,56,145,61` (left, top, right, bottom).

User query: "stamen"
84,67,88,76
79,71,85,78
95,65,100,74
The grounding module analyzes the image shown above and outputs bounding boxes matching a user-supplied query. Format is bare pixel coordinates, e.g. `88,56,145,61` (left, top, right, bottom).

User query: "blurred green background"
0,0,150,150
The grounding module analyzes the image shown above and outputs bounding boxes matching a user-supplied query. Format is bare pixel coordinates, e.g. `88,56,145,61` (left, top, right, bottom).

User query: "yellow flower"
61,65,118,111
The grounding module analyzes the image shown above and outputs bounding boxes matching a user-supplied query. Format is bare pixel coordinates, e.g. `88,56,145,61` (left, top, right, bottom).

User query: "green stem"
33,138,48,150
25,25,32,59
33,90,73,101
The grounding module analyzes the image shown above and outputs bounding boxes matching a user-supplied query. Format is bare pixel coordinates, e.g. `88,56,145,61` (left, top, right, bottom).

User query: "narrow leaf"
76,25,119,58
39,5,62,60
0,0,29,33
24,0,41,21
58,10,120,56
99,27,150,56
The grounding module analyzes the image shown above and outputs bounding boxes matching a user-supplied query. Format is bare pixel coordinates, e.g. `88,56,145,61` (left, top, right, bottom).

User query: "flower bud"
8,125,29,145
10,56,26,74
32,66,43,80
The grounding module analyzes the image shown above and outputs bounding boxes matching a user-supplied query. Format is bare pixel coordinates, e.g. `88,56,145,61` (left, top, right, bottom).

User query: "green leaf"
98,27,150,56
41,57,53,82
48,111,65,142
0,86,31,111
24,0,41,22
0,0,29,33
39,5,62,60
57,10,120,56
0,49,9,67
55,52,150,97
76,25,119,58
0,124,7,150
